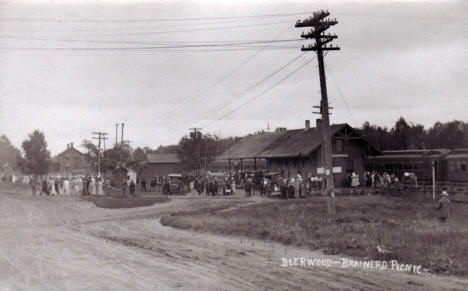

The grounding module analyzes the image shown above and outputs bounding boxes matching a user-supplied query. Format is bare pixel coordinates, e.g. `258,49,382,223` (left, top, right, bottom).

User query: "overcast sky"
0,0,467,155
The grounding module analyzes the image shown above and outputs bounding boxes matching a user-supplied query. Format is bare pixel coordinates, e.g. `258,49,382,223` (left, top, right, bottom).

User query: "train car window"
448,162,455,172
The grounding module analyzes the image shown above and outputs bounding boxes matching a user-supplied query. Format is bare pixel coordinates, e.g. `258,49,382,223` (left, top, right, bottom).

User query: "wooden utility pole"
296,10,340,217
115,123,119,147
92,132,108,175
121,123,125,145
432,161,436,199
189,127,203,169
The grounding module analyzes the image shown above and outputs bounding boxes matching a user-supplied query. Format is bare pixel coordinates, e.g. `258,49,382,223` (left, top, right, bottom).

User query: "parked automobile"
168,174,183,194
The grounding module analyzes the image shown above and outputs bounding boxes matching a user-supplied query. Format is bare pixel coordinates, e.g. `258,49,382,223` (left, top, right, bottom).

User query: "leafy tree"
133,147,147,162
153,144,178,154
81,140,133,173
176,131,240,171
359,121,391,151
426,120,466,149
359,118,467,151
17,130,50,175
0,135,21,171
390,117,411,149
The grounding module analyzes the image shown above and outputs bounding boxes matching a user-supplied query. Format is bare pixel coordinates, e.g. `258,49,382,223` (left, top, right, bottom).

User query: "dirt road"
0,191,466,290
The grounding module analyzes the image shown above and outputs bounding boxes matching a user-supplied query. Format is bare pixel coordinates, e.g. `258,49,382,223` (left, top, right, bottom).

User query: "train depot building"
216,121,381,187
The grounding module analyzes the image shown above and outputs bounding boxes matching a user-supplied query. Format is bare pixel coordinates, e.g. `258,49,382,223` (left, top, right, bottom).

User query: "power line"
0,18,287,34
325,63,356,124
3,11,464,24
139,50,263,127
0,35,298,46
335,12,467,21
143,47,305,145
0,11,315,23
180,53,307,128
0,46,298,54
143,50,306,145
0,39,301,51
46,19,294,38
202,56,315,129
138,26,295,128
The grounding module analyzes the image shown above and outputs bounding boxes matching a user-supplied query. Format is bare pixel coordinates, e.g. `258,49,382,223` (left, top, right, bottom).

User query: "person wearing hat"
436,191,450,223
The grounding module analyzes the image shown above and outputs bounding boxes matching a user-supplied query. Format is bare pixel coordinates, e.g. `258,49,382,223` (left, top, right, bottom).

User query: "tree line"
2,117,467,175
358,117,468,151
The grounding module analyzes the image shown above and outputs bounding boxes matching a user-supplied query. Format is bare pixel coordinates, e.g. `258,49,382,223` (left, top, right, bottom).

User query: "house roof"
216,132,284,160
257,124,348,158
52,147,84,162
146,153,181,164
217,123,380,160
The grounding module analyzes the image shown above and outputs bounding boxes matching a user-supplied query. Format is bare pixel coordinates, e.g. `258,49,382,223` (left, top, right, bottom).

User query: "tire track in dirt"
1,191,466,290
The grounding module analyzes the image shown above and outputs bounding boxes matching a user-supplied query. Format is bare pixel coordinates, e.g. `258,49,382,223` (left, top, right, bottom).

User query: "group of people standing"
261,173,323,199
345,171,418,189
193,176,236,196
28,175,111,196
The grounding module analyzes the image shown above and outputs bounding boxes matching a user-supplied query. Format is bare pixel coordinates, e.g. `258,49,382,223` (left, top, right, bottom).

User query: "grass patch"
0,182,32,194
82,195,169,208
161,195,468,276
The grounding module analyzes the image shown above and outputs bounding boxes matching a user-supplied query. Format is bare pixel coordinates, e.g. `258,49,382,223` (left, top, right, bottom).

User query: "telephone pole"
189,127,203,169
121,123,125,145
92,131,108,175
115,123,119,147
296,10,340,217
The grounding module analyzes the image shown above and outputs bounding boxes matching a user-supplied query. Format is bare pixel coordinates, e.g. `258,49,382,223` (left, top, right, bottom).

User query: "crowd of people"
189,172,324,199
188,169,420,199
0,169,419,199
344,170,418,188
27,175,112,196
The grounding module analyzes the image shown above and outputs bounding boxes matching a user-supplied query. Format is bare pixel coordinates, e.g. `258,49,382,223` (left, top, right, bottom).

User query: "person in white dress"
49,177,57,196
89,176,96,195
232,179,236,195
351,171,360,188
62,178,70,196
97,177,104,195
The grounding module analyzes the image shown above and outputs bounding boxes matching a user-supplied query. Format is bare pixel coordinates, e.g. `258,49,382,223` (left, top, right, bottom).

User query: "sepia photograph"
0,0,467,290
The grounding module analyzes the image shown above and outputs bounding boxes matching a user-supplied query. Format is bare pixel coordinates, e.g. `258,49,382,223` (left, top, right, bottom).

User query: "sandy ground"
0,190,466,291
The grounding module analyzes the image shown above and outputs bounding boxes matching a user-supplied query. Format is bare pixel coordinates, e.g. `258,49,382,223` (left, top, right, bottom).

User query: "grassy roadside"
161,194,468,276
0,183,31,194
82,195,170,208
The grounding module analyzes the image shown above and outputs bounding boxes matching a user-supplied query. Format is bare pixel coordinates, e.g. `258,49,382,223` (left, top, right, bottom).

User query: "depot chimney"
305,120,310,130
